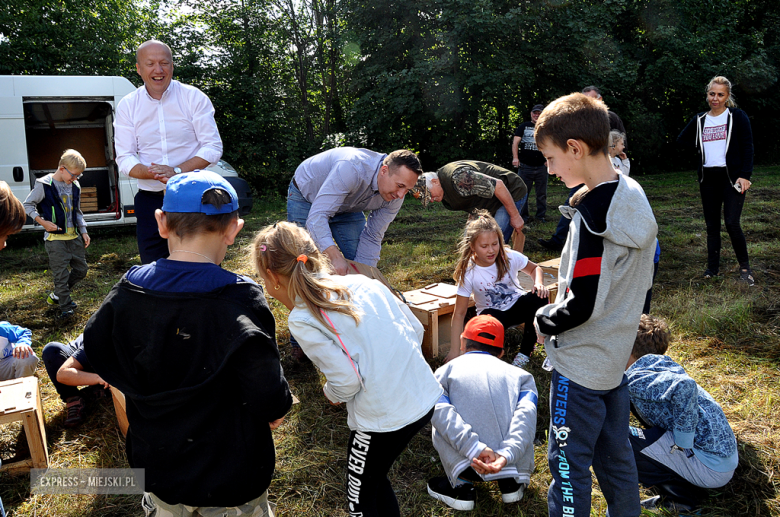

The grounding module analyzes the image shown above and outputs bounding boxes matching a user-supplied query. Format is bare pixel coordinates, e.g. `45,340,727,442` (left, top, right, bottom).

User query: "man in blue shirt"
288,147,422,275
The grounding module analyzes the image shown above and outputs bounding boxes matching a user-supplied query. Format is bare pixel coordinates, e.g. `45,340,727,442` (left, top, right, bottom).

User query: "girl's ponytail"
253,222,361,329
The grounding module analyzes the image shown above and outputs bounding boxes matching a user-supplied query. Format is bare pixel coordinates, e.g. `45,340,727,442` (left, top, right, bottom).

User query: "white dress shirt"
114,80,223,192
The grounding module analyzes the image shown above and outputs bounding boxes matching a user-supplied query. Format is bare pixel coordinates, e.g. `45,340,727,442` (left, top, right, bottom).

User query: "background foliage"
2,0,778,194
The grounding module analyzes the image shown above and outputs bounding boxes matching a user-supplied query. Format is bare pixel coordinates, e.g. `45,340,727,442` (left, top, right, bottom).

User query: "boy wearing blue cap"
84,171,292,517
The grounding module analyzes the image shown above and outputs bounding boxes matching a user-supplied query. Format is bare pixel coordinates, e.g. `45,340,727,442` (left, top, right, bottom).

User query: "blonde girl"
609,130,630,176
0,181,26,250
676,75,754,285
252,221,442,517
449,211,549,366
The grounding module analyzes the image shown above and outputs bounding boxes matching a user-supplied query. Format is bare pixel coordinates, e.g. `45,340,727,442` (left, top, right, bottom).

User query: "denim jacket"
627,354,738,472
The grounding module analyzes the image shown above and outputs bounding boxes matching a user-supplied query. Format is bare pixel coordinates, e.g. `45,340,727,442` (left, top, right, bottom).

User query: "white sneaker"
501,483,525,503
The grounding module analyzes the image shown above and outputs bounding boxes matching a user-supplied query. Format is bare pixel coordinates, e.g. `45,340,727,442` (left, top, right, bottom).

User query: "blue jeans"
494,195,528,244
286,180,365,261
287,180,366,350
548,371,640,517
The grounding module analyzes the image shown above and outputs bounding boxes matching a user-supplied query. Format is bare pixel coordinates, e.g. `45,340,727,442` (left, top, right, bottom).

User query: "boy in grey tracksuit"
427,315,537,511
534,92,657,517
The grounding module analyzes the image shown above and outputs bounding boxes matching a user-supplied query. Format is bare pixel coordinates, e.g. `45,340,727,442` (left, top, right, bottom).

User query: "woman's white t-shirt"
702,110,729,167
456,249,529,313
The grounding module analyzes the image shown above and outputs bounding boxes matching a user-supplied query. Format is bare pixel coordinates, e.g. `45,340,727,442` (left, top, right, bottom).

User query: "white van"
0,75,252,231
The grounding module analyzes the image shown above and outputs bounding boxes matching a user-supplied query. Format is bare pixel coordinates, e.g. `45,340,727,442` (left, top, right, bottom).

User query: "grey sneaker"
739,268,755,286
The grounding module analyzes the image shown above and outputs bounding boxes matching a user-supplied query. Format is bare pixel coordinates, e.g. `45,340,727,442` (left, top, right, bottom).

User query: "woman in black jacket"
677,76,754,285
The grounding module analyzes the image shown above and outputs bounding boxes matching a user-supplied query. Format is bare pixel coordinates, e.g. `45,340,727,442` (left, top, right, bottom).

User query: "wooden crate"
345,260,402,300
81,186,98,213
110,387,129,437
0,377,48,473
406,257,561,360
518,257,560,301
404,283,476,360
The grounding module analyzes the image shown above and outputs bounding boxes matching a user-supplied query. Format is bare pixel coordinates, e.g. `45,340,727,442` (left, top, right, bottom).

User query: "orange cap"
462,315,505,348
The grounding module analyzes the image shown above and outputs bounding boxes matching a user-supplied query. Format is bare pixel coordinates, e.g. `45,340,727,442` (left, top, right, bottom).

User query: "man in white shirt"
114,40,223,264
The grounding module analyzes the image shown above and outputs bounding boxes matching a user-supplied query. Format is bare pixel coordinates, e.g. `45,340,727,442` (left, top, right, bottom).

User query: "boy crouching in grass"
533,93,658,517
427,315,537,511
84,171,292,517
23,149,90,319
627,314,738,513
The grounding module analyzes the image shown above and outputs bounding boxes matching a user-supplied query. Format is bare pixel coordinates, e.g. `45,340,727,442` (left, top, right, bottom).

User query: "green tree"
0,0,159,76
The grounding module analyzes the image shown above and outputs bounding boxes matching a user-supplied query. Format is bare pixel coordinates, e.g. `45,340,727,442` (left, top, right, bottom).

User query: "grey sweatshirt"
536,175,658,390
431,352,537,487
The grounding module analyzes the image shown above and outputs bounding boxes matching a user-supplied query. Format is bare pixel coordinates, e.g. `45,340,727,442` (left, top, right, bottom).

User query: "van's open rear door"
0,77,31,222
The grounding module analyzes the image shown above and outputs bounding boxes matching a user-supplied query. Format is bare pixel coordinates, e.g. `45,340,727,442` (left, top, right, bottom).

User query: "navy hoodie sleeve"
732,109,754,180
536,221,604,336
229,337,292,423
676,115,699,149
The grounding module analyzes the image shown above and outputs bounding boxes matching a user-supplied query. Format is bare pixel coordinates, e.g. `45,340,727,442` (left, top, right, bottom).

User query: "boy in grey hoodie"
427,315,537,511
534,93,658,517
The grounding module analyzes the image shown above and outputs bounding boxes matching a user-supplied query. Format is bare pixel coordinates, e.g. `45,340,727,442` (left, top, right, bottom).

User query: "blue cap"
162,171,239,215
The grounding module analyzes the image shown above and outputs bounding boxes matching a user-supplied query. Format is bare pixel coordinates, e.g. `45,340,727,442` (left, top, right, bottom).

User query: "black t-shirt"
513,121,545,166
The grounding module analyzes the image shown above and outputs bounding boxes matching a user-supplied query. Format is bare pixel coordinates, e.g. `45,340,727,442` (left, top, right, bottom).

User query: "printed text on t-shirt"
702,124,726,142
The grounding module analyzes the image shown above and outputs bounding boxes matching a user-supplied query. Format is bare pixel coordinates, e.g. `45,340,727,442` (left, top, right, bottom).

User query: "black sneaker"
538,238,564,251
703,269,719,279
56,309,74,320
64,396,86,428
427,476,475,511
739,268,755,286
497,478,525,503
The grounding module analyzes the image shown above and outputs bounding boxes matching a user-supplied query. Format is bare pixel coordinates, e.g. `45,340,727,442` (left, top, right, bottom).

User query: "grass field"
0,167,778,516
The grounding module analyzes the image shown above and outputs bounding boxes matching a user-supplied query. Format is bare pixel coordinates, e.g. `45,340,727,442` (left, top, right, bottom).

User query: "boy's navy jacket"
536,175,657,391
35,174,81,234
627,354,738,472
676,107,754,183
84,277,292,507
